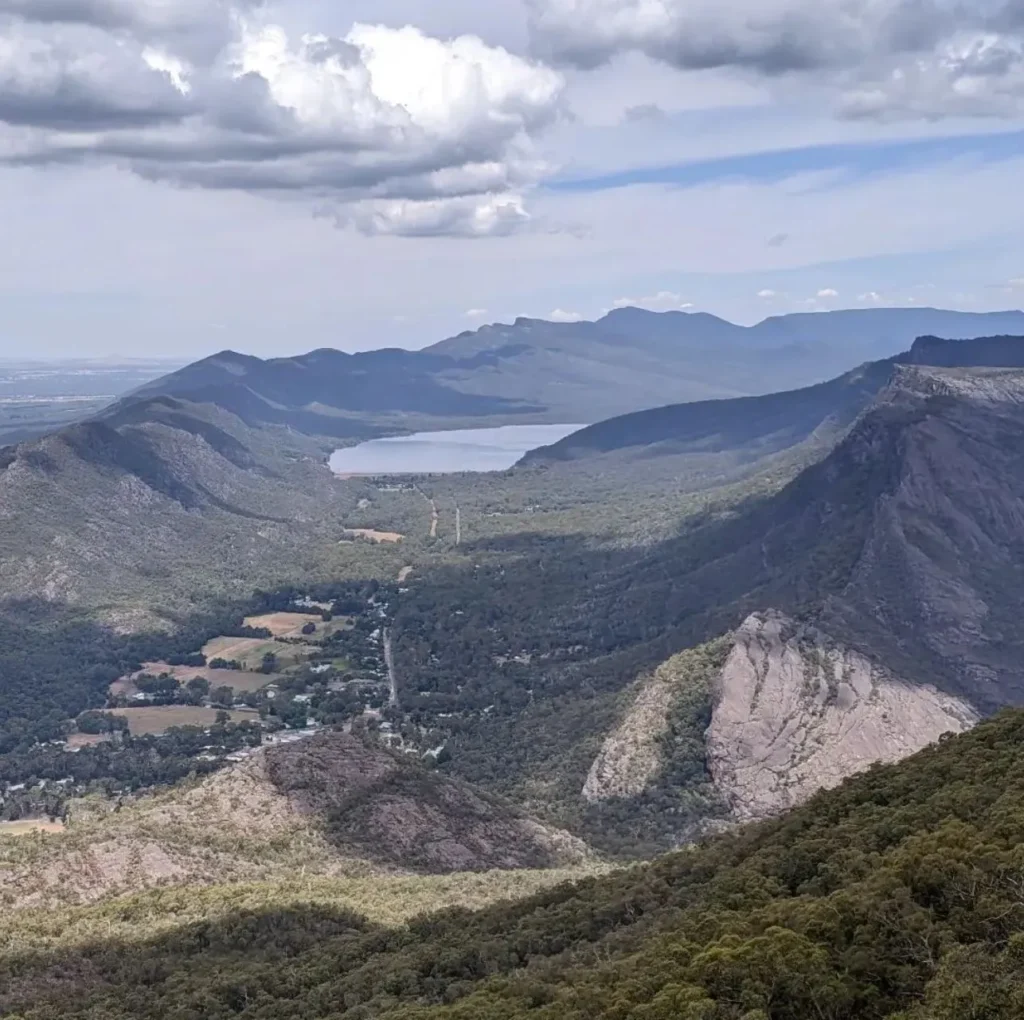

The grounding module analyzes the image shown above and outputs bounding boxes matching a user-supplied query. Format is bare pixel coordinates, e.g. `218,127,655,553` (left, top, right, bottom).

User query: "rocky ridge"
0,732,592,910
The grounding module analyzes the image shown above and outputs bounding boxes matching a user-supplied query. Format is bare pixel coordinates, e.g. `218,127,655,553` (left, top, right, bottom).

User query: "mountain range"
385,348,1024,852
127,306,1024,429
6,307,1024,1018
5,309,1024,865
521,331,1024,468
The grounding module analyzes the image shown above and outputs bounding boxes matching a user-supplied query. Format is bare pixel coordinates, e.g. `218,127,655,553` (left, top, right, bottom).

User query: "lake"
330,423,585,475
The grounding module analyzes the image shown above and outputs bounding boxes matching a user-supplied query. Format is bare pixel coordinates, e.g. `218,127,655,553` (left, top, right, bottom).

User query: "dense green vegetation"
578,640,732,857
0,600,244,753
0,581,393,792
0,722,263,821
4,710,1024,1018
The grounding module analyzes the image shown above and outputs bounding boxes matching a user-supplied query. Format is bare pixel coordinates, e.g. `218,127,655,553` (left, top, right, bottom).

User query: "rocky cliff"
581,612,977,829
705,612,978,821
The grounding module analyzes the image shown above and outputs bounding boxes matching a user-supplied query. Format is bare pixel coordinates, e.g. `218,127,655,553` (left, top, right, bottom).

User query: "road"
413,485,439,539
383,627,399,707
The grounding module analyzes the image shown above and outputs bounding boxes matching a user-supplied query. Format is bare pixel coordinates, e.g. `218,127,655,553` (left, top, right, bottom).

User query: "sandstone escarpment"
706,612,978,822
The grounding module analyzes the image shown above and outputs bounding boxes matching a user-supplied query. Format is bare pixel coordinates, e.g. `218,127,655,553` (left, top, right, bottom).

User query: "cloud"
0,8,565,236
1007,277,1024,290
840,34,1024,120
464,307,489,318
817,287,840,298
610,289,693,311
527,0,1024,119
757,288,777,298
0,22,192,130
0,0,257,61
859,290,884,302
549,307,584,321
623,102,665,122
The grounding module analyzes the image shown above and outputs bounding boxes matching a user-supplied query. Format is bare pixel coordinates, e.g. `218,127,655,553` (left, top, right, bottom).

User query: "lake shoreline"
330,423,585,476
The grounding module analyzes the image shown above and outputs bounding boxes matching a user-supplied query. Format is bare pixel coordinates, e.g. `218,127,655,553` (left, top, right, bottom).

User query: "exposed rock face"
706,612,978,821
266,732,592,873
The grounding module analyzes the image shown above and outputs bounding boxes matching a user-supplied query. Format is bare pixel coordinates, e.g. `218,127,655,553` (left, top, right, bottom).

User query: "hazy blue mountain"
522,332,1024,467
125,307,1024,429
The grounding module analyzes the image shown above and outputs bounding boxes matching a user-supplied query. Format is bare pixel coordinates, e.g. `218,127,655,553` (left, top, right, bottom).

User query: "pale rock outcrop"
706,612,978,821
583,668,676,802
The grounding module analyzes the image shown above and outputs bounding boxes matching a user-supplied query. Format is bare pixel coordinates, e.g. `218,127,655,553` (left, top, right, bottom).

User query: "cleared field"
111,706,260,736
244,612,323,638
0,820,65,837
201,637,310,671
113,663,277,698
341,528,403,544
64,733,111,749
212,672,278,694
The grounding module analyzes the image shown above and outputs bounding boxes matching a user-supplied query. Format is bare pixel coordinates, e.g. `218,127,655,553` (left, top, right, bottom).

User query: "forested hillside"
523,333,1024,468
5,710,1024,1019
387,364,1024,848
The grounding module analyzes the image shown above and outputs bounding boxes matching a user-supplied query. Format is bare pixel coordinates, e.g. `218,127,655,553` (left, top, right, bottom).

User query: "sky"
1,0,1024,358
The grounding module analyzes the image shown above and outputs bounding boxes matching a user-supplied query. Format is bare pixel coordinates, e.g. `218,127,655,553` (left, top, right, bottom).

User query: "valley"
4,319,1024,1019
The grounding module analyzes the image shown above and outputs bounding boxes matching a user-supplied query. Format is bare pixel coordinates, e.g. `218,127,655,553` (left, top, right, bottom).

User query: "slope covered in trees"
522,333,1024,468
5,710,1024,1019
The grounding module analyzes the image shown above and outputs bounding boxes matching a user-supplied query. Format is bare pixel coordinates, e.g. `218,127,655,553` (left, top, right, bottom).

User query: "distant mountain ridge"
124,306,1024,430
522,332,1024,468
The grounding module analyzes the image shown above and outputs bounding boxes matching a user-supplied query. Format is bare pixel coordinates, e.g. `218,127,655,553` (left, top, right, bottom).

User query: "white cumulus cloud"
817,287,840,298
611,289,693,311
549,307,584,321
0,7,565,236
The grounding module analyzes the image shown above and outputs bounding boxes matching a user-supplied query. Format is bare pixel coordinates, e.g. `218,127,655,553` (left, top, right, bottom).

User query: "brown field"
0,820,66,837
65,733,111,749
341,528,404,544
110,706,260,736
244,612,324,638
113,663,278,699
201,636,275,662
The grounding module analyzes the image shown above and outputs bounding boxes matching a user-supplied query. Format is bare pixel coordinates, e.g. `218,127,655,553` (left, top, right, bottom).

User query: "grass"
243,612,325,637
0,820,66,838
64,733,111,749
212,672,279,693
0,868,607,954
341,528,404,544
115,662,279,696
110,705,260,735
201,636,310,671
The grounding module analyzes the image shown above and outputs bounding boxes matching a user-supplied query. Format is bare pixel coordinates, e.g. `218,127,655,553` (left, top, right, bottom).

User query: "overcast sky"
1,0,1023,358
